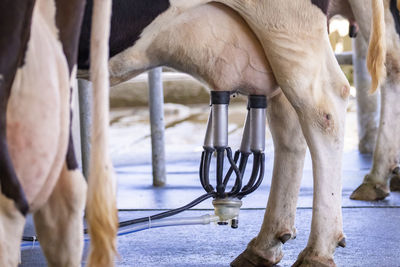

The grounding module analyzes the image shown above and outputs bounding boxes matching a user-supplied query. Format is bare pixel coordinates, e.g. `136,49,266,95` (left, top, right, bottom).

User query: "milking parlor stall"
14,1,400,266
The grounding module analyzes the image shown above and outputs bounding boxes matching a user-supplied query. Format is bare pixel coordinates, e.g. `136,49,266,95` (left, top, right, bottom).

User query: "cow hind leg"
264,49,348,267
289,89,347,267
231,92,306,267
33,164,87,267
350,75,400,200
353,35,379,154
0,194,26,267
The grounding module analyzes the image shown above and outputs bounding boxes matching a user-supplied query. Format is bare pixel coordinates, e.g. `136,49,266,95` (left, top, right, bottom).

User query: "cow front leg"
265,50,349,266
33,164,87,267
350,75,400,200
206,1,349,264
231,91,306,267
0,194,26,267
290,89,347,267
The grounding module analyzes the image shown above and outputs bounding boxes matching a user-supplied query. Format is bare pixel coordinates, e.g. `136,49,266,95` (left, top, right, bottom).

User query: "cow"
328,0,400,201
80,0,400,205
78,2,278,94
0,0,117,266
77,0,384,266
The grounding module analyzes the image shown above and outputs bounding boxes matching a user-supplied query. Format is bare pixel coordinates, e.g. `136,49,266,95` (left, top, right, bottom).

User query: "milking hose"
21,192,215,242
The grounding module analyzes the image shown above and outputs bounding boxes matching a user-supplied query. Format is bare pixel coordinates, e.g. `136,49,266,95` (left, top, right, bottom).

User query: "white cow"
104,1,357,266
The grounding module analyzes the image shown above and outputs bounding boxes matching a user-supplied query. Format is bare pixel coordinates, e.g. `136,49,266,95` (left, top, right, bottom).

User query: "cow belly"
153,3,278,95
108,3,279,96
6,1,70,210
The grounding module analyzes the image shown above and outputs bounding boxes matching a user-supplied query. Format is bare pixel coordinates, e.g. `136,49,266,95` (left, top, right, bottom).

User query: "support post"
77,78,92,179
148,68,166,186
352,35,380,154
335,51,353,65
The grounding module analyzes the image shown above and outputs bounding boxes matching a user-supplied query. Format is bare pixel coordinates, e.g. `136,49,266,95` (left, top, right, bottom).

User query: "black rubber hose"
199,151,206,189
238,152,250,176
22,192,216,241
223,150,240,187
215,149,225,197
229,152,250,196
203,149,215,193
238,153,265,198
118,192,215,228
225,149,243,196
241,153,260,192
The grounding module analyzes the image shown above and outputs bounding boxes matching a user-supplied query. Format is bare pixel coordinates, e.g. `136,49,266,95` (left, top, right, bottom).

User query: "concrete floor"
20,103,400,266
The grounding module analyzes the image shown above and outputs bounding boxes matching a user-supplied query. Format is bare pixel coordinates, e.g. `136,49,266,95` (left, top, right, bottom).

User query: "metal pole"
335,51,353,65
77,78,92,179
148,68,166,186
352,35,380,154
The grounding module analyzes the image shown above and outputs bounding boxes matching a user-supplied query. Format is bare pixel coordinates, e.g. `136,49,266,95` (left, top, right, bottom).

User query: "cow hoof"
350,182,389,201
390,176,400,192
292,257,336,267
231,248,280,267
231,238,283,267
292,249,336,267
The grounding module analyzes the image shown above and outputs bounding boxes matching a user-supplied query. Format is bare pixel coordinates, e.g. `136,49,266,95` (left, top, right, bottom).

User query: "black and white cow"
78,1,277,94
77,0,385,266
0,0,117,266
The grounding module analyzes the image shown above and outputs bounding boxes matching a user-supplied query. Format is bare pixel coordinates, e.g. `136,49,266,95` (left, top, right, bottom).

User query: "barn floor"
20,102,400,267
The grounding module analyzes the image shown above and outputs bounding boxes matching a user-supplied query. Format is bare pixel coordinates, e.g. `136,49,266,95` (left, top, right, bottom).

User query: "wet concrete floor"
20,102,400,266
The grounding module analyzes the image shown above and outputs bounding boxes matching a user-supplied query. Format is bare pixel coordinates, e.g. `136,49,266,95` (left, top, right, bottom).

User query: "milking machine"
112,92,267,232
21,91,267,245
199,91,266,228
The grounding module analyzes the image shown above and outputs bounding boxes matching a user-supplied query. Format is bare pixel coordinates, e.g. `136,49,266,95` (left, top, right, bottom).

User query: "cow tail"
367,0,386,93
86,0,118,266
